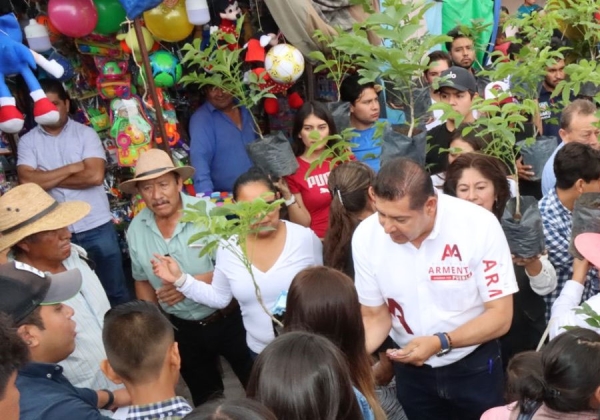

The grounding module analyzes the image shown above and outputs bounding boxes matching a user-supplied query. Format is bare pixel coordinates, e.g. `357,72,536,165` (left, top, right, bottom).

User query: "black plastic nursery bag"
380,124,427,167
501,196,545,258
246,131,299,178
517,136,557,182
569,192,600,259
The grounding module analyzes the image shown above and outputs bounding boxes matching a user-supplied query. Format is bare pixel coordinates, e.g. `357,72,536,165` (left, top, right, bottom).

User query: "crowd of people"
3,1,600,419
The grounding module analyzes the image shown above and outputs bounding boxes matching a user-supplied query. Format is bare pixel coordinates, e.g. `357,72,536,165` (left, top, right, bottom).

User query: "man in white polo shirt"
354,157,517,420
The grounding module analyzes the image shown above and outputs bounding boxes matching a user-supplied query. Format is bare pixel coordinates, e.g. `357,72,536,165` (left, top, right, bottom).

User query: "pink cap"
574,232,600,268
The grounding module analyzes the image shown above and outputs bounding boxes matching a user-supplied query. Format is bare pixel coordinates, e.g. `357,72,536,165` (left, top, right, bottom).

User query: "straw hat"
0,184,91,252
119,148,195,195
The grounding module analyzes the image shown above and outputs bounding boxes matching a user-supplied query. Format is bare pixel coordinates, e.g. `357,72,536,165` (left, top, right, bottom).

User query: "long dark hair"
513,328,600,415
443,153,511,220
323,162,375,276
284,266,385,420
246,331,363,420
291,101,338,156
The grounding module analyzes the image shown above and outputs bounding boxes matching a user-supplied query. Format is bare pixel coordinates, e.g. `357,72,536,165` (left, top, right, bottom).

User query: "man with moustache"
189,86,255,194
121,149,252,406
354,158,517,419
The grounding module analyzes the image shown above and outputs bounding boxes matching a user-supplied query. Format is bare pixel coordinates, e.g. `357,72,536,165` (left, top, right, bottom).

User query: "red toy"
209,0,241,51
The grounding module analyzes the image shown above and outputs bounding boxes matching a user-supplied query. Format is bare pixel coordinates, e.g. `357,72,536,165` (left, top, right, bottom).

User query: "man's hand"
572,257,590,284
386,335,441,366
156,283,186,306
151,254,183,283
516,157,535,181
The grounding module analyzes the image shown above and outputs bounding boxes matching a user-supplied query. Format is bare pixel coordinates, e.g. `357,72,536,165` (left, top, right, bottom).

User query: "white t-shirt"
353,193,518,367
178,220,323,353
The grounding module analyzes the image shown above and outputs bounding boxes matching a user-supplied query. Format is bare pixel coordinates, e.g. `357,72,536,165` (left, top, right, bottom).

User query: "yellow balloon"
143,0,194,42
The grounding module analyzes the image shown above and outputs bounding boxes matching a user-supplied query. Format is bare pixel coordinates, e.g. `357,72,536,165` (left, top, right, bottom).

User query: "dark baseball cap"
436,66,477,93
0,261,82,323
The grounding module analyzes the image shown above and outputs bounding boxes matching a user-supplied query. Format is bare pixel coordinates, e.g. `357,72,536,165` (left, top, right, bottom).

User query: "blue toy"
0,13,65,133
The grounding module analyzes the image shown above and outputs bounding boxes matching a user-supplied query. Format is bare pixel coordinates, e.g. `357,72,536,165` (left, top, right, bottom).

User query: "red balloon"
48,0,98,38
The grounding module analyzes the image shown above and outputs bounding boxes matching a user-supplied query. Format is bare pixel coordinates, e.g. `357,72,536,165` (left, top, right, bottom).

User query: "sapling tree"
182,197,285,327
180,16,275,139
308,29,355,102
324,0,450,137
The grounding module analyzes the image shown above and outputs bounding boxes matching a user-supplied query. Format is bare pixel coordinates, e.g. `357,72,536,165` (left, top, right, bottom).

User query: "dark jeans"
394,340,504,420
170,307,253,406
71,221,131,306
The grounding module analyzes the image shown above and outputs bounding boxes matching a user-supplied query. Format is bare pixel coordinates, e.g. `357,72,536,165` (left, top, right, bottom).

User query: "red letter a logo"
441,244,462,261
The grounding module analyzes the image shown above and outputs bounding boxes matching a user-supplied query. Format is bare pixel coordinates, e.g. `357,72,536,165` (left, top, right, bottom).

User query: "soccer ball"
145,51,183,88
265,44,305,84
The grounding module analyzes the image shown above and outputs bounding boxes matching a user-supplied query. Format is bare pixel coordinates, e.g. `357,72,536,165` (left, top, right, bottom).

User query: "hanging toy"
244,34,304,115
186,0,210,25
94,57,132,99
117,22,158,61
110,96,153,167
209,0,241,51
0,13,65,133
137,50,182,88
144,88,180,147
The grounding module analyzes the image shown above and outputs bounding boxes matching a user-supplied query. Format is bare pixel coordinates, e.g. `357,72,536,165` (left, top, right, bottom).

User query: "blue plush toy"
0,13,64,133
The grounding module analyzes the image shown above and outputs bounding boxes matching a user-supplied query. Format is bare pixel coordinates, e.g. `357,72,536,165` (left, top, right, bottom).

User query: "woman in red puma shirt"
278,101,339,239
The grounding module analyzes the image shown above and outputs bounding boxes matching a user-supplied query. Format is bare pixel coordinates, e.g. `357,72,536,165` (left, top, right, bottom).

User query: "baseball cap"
436,66,477,93
0,261,82,323
484,81,517,106
574,233,600,269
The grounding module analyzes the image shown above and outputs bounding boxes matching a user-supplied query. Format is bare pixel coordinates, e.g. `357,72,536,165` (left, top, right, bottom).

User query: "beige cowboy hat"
119,148,195,195
0,183,91,252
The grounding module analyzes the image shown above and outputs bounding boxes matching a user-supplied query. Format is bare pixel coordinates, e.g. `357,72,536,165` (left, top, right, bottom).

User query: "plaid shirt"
539,189,599,321
125,396,192,420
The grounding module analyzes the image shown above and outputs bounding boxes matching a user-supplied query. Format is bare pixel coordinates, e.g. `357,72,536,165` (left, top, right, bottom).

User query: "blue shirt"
538,85,562,141
351,125,382,172
189,102,255,193
17,362,110,420
541,142,564,196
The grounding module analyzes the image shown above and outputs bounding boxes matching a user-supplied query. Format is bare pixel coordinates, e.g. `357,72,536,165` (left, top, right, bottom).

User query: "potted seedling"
180,17,298,178
182,197,286,328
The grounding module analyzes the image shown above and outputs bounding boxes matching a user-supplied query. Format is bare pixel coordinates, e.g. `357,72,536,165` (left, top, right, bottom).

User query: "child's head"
509,329,600,415
101,300,178,387
505,351,543,404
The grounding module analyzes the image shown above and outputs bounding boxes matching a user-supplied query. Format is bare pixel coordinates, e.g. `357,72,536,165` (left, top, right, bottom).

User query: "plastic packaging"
24,19,52,52
517,136,557,182
186,0,210,25
569,192,600,259
246,131,299,177
501,196,545,258
380,124,427,166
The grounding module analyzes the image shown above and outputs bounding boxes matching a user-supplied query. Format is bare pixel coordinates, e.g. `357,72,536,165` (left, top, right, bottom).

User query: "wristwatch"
434,332,452,357
285,195,296,206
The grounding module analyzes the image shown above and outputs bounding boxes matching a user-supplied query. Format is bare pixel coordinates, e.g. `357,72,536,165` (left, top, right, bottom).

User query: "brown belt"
173,299,240,327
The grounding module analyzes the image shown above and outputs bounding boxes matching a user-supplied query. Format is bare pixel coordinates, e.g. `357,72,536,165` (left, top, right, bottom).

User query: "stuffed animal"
0,13,64,133
210,0,242,50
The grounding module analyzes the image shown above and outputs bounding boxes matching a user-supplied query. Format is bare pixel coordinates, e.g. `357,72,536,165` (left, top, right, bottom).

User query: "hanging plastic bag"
326,101,350,132
246,131,299,178
517,136,557,182
380,124,427,167
569,192,600,259
501,196,545,258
